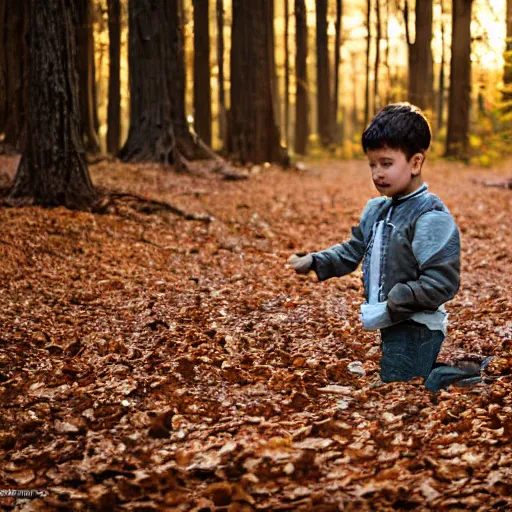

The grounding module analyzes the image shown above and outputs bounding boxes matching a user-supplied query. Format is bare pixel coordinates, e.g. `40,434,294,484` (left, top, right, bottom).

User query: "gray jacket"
312,184,460,325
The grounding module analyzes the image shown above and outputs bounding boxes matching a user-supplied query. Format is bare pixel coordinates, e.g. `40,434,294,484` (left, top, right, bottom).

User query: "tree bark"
437,0,446,131
364,0,371,128
502,0,512,109
119,0,211,165
445,0,473,159
333,0,342,139
76,0,100,153
193,0,212,146
0,0,29,149
284,0,290,146
315,0,332,146
373,0,381,115
405,0,434,111
229,0,287,165
107,0,121,155
9,0,97,210
216,0,226,148
294,0,308,155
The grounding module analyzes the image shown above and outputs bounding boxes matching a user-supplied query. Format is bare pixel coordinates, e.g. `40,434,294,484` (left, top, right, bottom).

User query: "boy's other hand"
288,253,313,274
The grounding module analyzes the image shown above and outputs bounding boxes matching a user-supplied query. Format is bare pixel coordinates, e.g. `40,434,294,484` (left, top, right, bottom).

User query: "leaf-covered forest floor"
1,155,511,511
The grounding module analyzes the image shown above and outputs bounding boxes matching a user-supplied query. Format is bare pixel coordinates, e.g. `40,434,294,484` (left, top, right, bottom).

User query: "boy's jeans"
380,320,444,383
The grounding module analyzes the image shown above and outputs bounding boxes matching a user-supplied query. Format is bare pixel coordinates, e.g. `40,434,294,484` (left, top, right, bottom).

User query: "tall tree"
503,0,512,109
332,0,342,139
216,0,226,148
373,0,381,115
284,0,290,146
437,0,446,131
364,0,371,127
9,0,97,209
404,0,434,111
294,0,308,155
445,0,473,159
229,0,287,164
0,0,29,149
315,0,332,146
107,0,121,155
193,0,212,146
119,0,211,165
76,0,100,153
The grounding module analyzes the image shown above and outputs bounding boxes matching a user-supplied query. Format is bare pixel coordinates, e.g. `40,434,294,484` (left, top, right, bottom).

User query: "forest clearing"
1,155,511,511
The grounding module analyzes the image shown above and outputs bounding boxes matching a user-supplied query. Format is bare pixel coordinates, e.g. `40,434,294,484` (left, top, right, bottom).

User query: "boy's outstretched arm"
386,210,461,323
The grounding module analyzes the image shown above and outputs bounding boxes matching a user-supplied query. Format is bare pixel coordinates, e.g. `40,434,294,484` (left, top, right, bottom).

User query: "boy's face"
366,147,424,199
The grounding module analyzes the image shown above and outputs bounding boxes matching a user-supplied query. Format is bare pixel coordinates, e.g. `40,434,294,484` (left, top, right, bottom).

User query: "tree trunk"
294,0,308,155
284,0,290,146
76,0,100,153
119,0,211,165
333,0,342,139
315,0,332,146
384,0,391,104
216,0,226,148
193,0,212,146
445,0,473,159
502,0,512,109
0,0,29,149
107,0,121,155
364,0,371,127
373,0,381,115
437,0,446,131
229,0,287,165
9,0,97,210
406,0,433,111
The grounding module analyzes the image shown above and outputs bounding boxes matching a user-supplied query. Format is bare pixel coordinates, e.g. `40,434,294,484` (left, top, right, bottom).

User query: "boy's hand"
288,253,313,274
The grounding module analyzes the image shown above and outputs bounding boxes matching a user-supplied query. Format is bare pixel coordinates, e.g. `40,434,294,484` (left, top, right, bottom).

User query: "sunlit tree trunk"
193,0,211,146
502,0,512,109
373,0,381,115
107,0,121,155
405,0,433,111
364,0,371,127
445,0,473,159
437,0,446,131
230,0,287,164
216,0,226,148
333,0,342,140
294,0,308,155
120,0,211,165
9,0,97,210
315,0,332,146
0,0,28,149
384,0,391,104
284,0,290,146
76,0,100,153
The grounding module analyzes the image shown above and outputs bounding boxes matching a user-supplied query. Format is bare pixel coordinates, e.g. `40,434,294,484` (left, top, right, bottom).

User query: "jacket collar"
392,183,428,205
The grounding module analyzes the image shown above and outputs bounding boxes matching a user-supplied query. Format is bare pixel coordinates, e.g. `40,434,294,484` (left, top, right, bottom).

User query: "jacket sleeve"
386,210,460,323
311,198,381,282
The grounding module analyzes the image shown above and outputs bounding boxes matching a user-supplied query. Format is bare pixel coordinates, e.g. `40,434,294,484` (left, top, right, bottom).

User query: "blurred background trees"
1,0,511,168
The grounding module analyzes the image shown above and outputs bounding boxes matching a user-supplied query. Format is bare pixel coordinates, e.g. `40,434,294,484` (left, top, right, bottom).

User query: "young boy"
288,103,460,384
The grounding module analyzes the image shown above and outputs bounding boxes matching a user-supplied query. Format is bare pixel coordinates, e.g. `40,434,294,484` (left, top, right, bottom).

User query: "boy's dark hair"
361,103,431,160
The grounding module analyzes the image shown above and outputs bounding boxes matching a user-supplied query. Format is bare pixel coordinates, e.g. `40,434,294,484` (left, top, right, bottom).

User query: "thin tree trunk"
107,0,121,155
333,0,342,139
76,0,100,153
384,0,391,104
284,0,290,146
502,0,512,109
9,0,97,209
216,0,226,147
230,0,287,164
1,0,29,149
0,0,6,134
294,0,308,155
315,0,332,146
437,0,446,131
364,0,371,127
445,0,473,159
373,0,381,115
193,0,212,146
